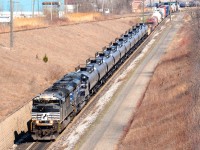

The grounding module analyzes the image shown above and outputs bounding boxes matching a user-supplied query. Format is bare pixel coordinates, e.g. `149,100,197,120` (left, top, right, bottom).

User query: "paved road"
79,13,184,150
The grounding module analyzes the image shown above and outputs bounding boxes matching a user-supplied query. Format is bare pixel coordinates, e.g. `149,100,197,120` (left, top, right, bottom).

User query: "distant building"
132,0,143,12
132,0,152,12
64,0,77,13
0,0,64,17
65,0,76,5
42,1,61,18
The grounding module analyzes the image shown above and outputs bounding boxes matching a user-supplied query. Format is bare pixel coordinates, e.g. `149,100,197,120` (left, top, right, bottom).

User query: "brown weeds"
47,64,65,82
118,21,197,149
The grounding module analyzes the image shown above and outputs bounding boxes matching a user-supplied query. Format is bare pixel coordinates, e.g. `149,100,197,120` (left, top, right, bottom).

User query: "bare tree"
111,0,132,14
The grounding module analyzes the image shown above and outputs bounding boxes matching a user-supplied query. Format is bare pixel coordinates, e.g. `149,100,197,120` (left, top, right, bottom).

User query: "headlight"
50,120,53,124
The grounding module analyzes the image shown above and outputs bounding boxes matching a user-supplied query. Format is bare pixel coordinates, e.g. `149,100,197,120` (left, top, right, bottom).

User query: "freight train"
30,23,148,140
147,2,179,32
30,3,177,140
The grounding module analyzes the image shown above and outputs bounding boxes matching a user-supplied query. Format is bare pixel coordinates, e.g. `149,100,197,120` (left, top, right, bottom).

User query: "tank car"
76,64,99,95
139,23,148,39
132,27,140,44
122,32,133,55
152,11,162,23
115,38,128,61
127,30,138,48
104,46,121,67
86,57,107,83
95,51,115,77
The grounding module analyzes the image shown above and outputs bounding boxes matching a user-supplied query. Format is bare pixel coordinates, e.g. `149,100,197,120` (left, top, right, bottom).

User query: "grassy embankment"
0,13,103,32
118,13,200,149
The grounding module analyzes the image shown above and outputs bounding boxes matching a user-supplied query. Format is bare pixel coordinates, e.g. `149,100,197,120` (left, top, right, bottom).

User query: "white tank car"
152,11,162,23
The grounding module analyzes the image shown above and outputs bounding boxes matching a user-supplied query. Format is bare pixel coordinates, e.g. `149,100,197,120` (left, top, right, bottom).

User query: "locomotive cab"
31,91,66,140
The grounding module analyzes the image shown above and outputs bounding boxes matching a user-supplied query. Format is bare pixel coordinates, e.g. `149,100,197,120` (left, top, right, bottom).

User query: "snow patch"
166,19,170,23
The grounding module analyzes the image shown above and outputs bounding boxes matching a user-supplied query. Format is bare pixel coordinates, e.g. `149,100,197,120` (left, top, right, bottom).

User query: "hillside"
0,16,139,122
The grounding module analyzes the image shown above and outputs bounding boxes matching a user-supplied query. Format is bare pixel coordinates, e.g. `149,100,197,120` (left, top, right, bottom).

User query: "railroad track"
15,13,174,150
26,141,52,150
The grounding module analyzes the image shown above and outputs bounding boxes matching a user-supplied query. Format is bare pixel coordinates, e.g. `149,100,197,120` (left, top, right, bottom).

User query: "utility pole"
66,0,68,13
38,0,39,15
143,0,144,23
76,3,78,13
111,0,113,13
102,0,105,14
51,1,53,21
170,0,171,21
10,0,13,48
32,0,35,17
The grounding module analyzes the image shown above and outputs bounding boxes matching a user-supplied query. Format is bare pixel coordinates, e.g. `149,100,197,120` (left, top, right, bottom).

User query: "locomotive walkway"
78,13,184,150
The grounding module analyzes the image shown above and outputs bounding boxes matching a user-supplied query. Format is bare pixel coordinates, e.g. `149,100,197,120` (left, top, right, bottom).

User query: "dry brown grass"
0,13,103,33
65,12,103,22
0,17,48,33
14,17,48,28
118,22,199,149
47,64,65,82
0,12,145,33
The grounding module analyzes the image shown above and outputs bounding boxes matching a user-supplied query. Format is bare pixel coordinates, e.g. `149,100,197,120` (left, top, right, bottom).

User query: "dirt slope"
118,19,200,149
0,17,138,122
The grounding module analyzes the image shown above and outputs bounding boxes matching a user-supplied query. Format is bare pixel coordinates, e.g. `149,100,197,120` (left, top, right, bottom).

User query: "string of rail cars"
30,4,178,140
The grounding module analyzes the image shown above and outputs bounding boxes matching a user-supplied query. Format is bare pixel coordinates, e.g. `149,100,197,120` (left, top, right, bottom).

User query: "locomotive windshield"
32,105,60,112
32,99,61,112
